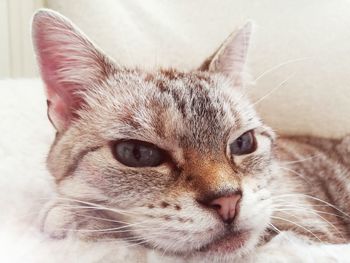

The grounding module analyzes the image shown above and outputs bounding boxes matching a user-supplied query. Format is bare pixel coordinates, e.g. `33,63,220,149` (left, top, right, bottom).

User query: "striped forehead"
100,69,248,152
145,70,241,151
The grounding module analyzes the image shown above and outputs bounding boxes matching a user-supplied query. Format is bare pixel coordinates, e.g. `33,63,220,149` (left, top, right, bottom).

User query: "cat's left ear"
200,22,253,84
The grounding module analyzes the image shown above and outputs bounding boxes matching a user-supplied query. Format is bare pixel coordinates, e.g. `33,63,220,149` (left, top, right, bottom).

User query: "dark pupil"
236,137,243,148
230,131,255,156
114,141,163,167
133,146,141,160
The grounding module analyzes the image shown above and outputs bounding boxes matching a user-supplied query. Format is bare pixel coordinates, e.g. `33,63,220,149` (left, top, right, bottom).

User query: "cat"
31,9,350,263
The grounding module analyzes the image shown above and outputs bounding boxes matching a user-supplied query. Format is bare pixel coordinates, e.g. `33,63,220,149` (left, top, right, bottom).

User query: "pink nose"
209,193,242,223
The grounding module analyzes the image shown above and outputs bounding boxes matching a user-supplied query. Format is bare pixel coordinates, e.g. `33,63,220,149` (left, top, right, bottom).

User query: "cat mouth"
198,230,249,254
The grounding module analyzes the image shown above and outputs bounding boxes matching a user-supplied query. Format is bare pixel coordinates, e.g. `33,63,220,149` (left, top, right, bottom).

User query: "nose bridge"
182,153,240,194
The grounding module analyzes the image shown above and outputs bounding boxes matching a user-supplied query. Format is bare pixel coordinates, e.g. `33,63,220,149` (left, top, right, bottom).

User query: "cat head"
32,9,276,261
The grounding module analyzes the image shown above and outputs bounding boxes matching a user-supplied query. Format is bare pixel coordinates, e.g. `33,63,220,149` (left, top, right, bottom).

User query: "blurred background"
0,0,44,78
1,0,350,137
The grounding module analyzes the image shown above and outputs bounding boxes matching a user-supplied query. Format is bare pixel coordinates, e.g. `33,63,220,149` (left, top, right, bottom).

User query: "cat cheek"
236,183,272,232
58,166,109,200
255,134,273,155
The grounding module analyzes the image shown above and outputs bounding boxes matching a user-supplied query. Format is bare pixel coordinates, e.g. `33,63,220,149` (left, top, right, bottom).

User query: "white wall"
43,0,350,138
0,0,44,78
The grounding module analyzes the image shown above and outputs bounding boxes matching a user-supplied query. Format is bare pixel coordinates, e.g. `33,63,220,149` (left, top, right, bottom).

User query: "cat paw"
40,201,77,239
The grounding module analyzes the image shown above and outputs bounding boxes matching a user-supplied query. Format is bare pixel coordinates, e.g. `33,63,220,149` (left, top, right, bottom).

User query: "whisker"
278,166,312,185
279,154,321,165
57,209,181,237
116,239,150,249
271,194,350,219
252,73,295,106
161,229,193,257
271,201,330,208
61,219,168,234
273,208,345,240
54,196,140,216
268,222,281,234
271,215,322,242
254,57,312,82
271,205,347,220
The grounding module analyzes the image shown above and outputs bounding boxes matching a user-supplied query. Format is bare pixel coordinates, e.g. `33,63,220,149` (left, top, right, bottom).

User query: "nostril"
205,192,242,223
210,204,221,211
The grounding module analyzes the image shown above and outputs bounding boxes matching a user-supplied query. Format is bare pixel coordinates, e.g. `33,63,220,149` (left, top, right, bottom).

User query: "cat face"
33,10,276,260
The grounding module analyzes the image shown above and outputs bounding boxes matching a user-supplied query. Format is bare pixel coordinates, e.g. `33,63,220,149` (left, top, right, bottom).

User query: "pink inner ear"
33,10,114,130
37,30,85,103
33,12,93,130
41,60,85,129
45,81,84,130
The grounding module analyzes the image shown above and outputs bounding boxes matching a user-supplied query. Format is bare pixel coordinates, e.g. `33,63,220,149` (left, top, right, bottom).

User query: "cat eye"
229,130,256,156
112,140,165,167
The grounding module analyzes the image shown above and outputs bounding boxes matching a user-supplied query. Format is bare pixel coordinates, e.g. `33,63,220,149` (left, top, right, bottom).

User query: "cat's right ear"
199,22,253,85
32,9,116,132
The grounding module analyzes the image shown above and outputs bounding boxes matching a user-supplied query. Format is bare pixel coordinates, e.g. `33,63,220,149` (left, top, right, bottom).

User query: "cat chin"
146,227,263,263
184,233,258,263
197,231,251,254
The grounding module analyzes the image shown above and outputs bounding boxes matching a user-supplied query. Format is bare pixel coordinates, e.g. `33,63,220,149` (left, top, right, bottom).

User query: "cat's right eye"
229,130,257,156
112,140,165,167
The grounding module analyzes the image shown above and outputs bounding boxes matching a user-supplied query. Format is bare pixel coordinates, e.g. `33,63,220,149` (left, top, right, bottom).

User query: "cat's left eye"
229,130,257,156
112,140,165,167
